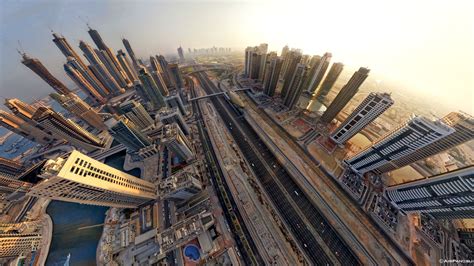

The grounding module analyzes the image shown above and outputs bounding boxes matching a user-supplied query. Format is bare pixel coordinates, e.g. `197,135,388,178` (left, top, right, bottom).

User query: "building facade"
106,116,151,152
314,62,344,103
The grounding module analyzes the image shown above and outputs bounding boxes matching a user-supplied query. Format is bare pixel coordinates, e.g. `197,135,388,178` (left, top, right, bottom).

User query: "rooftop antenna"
17,40,26,56
78,15,90,29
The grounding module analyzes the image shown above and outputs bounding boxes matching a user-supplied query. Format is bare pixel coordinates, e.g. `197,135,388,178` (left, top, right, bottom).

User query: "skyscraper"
280,51,303,98
156,55,175,88
0,110,54,145
50,92,106,131
303,52,332,94
138,68,166,110
122,38,140,70
321,67,370,123
118,100,154,130
345,116,454,174
0,221,42,258
161,123,194,162
280,45,289,58
96,49,130,88
79,40,123,95
52,32,89,70
0,157,24,179
20,53,70,95
88,27,131,86
158,107,190,135
282,63,307,109
330,92,394,144
314,62,344,103
27,150,156,208
64,62,107,104
165,91,187,117
244,44,267,80
263,56,283,97
105,116,151,152
158,171,202,201
31,107,104,152
375,112,474,173
149,61,169,97
385,166,474,219
257,43,268,81
177,46,185,62
4,98,37,121
168,63,184,89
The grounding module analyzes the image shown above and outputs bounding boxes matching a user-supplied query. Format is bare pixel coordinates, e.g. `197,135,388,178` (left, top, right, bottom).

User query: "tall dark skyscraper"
79,40,123,95
52,32,89,71
122,38,140,70
20,53,70,95
64,60,106,104
168,63,184,89
282,63,307,109
105,116,151,152
345,116,454,174
177,46,185,62
156,55,175,88
263,54,282,97
280,51,303,98
385,166,474,219
65,56,110,99
138,68,166,110
116,49,138,82
303,52,332,94
87,27,132,87
314,62,344,103
321,67,370,123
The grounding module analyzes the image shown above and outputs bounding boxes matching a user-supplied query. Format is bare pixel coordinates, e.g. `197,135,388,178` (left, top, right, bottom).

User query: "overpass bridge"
180,63,233,75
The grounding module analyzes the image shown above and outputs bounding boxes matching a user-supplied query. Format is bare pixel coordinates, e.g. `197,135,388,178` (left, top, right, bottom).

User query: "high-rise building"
161,123,194,161
282,63,307,109
165,91,187,117
4,98,37,121
0,110,54,145
280,49,302,81
314,62,344,103
122,38,140,70
138,68,166,110
88,27,131,86
168,63,184,89
0,157,24,179
244,44,267,80
116,49,138,82
263,54,282,97
280,45,289,58
156,55,175,88
27,150,156,208
79,41,123,95
177,46,185,62
65,56,110,99
106,116,151,152
303,52,332,94
31,106,104,152
374,112,474,173
280,50,303,97
0,221,42,258
345,116,454,174
385,166,474,219
330,92,394,144
158,171,202,201
150,70,169,97
118,100,154,130
52,32,89,70
20,53,70,95
321,67,370,123
158,107,190,135
63,62,107,104
257,43,268,81
96,49,130,88
50,92,106,131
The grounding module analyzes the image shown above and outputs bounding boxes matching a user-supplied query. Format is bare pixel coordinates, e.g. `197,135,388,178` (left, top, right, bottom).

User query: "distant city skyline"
1,0,473,114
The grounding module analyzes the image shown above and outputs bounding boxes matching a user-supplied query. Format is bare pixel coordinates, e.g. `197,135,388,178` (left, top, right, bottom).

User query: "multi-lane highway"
193,71,361,265
189,77,263,265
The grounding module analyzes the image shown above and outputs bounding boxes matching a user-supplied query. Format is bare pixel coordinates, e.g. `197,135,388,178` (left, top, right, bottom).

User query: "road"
233,73,415,265
160,146,177,265
190,75,263,265
194,71,360,265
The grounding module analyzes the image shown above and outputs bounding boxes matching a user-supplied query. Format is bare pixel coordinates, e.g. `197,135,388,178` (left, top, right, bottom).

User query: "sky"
0,0,473,114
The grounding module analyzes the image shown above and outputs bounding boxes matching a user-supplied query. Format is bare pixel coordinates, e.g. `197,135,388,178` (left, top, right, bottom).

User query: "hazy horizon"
1,0,472,115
